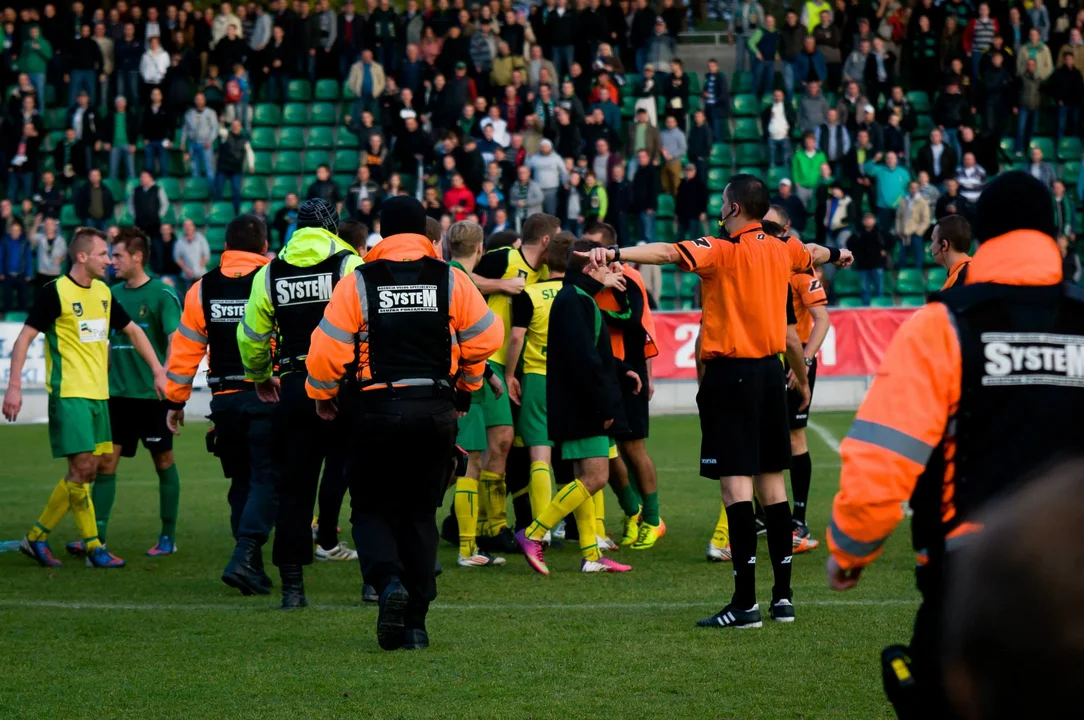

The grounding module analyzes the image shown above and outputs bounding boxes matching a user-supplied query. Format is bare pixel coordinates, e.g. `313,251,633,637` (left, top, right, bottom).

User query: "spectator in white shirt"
956,153,987,203
173,218,210,294
480,106,510,147
139,35,170,99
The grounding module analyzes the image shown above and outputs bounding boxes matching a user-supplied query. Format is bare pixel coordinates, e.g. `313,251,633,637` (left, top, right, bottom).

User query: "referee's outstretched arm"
579,242,852,269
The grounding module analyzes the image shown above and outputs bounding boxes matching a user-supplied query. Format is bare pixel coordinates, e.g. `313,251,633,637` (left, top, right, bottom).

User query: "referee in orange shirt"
581,174,852,628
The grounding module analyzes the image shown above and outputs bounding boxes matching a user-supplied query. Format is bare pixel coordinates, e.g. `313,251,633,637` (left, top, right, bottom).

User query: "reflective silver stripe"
197,280,203,305
462,371,483,385
339,255,353,279
828,518,885,558
307,374,339,390
241,318,271,342
945,533,975,552
447,267,455,308
263,265,272,303
319,317,356,345
177,323,207,343
355,269,369,320
166,371,195,386
847,419,935,466
328,238,337,259
222,374,248,381
457,309,497,342
449,329,458,346
242,362,267,376
357,331,369,343
395,378,447,387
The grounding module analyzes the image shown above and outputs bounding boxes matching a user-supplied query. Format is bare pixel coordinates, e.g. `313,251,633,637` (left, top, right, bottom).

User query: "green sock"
91,473,117,545
614,482,642,518
157,464,180,540
642,491,660,525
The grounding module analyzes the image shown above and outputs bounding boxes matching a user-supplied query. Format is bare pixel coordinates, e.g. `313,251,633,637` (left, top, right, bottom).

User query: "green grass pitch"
0,412,919,719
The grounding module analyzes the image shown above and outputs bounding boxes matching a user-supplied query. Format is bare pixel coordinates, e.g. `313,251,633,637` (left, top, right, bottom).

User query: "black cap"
381,196,428,238
973,171,1057,243
296,198,339,234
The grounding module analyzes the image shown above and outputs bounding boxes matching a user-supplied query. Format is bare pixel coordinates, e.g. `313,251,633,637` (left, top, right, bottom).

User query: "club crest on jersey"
102,300,109,312
72,302,83,317
139,304,149,318
275,273,334,305
377,284,439,314
208,299,248,322
982,332,1084,387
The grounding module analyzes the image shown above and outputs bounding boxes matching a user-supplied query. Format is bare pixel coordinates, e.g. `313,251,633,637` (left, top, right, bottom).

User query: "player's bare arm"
471,274,526,296
505,326,527,404
2,325,40,422
785,325,811,411
805,304,832,360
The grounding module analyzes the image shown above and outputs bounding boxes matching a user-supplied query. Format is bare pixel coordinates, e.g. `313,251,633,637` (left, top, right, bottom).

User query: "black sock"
753,497,765,522
512,493,533,532
790,452,812,524
725,501,757,609
763,501,793,603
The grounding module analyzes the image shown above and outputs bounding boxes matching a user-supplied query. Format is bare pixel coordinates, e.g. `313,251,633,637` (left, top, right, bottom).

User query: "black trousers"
315,391,358,550
271,374,335,567
209,391,278,542
349,393,458,629
892,561,956,719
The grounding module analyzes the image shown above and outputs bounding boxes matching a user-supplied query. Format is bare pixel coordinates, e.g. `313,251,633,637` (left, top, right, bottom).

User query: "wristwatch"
804,358,814,367
612,246,622,262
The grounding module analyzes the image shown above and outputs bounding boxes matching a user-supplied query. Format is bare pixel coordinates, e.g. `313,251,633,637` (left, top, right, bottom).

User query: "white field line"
807,419,842,454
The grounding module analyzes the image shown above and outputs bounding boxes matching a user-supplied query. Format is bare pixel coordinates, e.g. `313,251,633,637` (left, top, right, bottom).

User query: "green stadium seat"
182,177,210,201
1061,161,1081,185
730,72,753,93
731,94,759,116
4,311,29,323
253,104,282,126
158,178,181,199
833,268,861,295
310,102,337,125
707,167,727,191
206,226,227,252
314,78,340,101
882,270,897,295
333,149,360,172
334,130,360,148
660,270,677,299
686,72,701,95
282,103,309,125
45,108,67,131
1058,137,1083,161
278,127,305,150
250,128,278,150
656,194,675,218
334,174,354,197
168,151,189,177
910,139,928,164
899,295,926,307
766,166,788,188
286,79,311,102
913,114,935,137
252,151,274,175
896,268,925,294
736,166,764,181
208,202,235,225
732,118,761,141
906,91,931,113
241,176,269,200
44,130,63,152
60,204,81,227
125,178,139,195
735,143,767,166
103,179,124,200
870,296,896,308
274,152,302,174
708,194,724,217
1029,137,1055,160
926,267,947,291
688,96,701,113
179,203,207,225
307,126,334,149
304,151,333,174
837,296,865,308
116,205,135,225
341,80,357,101
654,219,675,243
41,154,56,173
621,95,637,117
680,272,700,297
998,136,1016,160
709,143,730,167
271,175,301,198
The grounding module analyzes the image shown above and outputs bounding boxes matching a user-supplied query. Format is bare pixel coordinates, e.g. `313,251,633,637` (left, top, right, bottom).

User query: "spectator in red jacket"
443,173,476,220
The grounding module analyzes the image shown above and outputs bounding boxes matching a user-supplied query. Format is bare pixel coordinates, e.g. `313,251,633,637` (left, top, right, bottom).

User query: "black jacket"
141,105,173,143
915,143,959,185
847,227,887,270
686,122,713,161
935,191,974,222
98,110,140,147
70,36,104,72
74,182,116,221
932,91,972,129
546,269,628,442
1051,65,1084,107
217,132,248,175
53,139,88,179
675,176,708,221
546,8,577,46
631,164,658,210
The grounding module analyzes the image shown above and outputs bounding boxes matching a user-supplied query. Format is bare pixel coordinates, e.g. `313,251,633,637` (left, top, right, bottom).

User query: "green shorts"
562,435,615,461
456,401,488,453
477,361,513,428
516,373,552,447
48,395,113,459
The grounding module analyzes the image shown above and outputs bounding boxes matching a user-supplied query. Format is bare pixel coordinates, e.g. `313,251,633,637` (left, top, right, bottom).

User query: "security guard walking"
826,172,1084,717
306,196,503,650
236,198,364,608
164,215,277,594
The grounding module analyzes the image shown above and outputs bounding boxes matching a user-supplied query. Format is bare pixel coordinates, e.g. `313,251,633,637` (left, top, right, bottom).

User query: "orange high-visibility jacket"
828,230,1064,570
304,233,504,400
595,264,660,361
165,250,271,403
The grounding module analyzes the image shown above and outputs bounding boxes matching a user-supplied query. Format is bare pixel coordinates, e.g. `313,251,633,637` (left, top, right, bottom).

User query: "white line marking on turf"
0,598,914,612
807,419,841,454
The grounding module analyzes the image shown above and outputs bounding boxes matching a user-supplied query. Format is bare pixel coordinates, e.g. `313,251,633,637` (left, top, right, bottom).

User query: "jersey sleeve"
25,282,61,332
787,236,814,273
159,286,182,335
673,237,726,275
797,272,828,307
110,298,133,332
473,248,510,280
511,291,534,328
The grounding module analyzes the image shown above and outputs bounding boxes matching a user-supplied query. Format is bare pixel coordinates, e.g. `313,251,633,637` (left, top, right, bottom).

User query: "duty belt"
360,377,455,400
207,375,251,393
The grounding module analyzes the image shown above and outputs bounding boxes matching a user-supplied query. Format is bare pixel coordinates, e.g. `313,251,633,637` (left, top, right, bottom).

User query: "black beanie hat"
973,171,1057,243
296,198,340,234
380,195,428,238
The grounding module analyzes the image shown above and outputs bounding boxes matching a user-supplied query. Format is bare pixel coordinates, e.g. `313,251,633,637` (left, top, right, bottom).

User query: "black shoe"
362,584,379,603
221,538,271,596
754,515,767,536
377,578,410,651
440,513,459,546
402,628,429,650
696,603,763,629
252,547,273,591
280,565,308,610
478,526,520,554
769,597,796,623
434,560,443,577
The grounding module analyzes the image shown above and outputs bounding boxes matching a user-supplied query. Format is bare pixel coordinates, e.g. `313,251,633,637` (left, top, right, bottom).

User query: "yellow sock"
526,480,591,541
479,470,507,536
454,477,479,557
27,479,71,541
573,494,602,561
528,461,553,517
711,501,730,548
593,490,606,537
66,480,102,551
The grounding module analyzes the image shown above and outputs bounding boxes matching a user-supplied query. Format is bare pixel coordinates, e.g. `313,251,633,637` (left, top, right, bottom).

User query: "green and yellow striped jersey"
511,278,562,375
473,246,548,366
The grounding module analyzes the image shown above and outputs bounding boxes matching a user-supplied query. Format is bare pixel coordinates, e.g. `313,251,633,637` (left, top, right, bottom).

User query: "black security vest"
268,251,352,366
200,266,259,391
911,281,1084,564
358,256,452,387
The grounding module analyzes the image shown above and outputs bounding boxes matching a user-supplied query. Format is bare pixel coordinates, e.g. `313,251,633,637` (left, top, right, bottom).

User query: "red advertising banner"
651,308,917,380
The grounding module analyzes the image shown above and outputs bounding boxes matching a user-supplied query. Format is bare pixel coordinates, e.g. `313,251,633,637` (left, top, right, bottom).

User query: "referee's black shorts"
696,356,791,479
786,356,817,430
